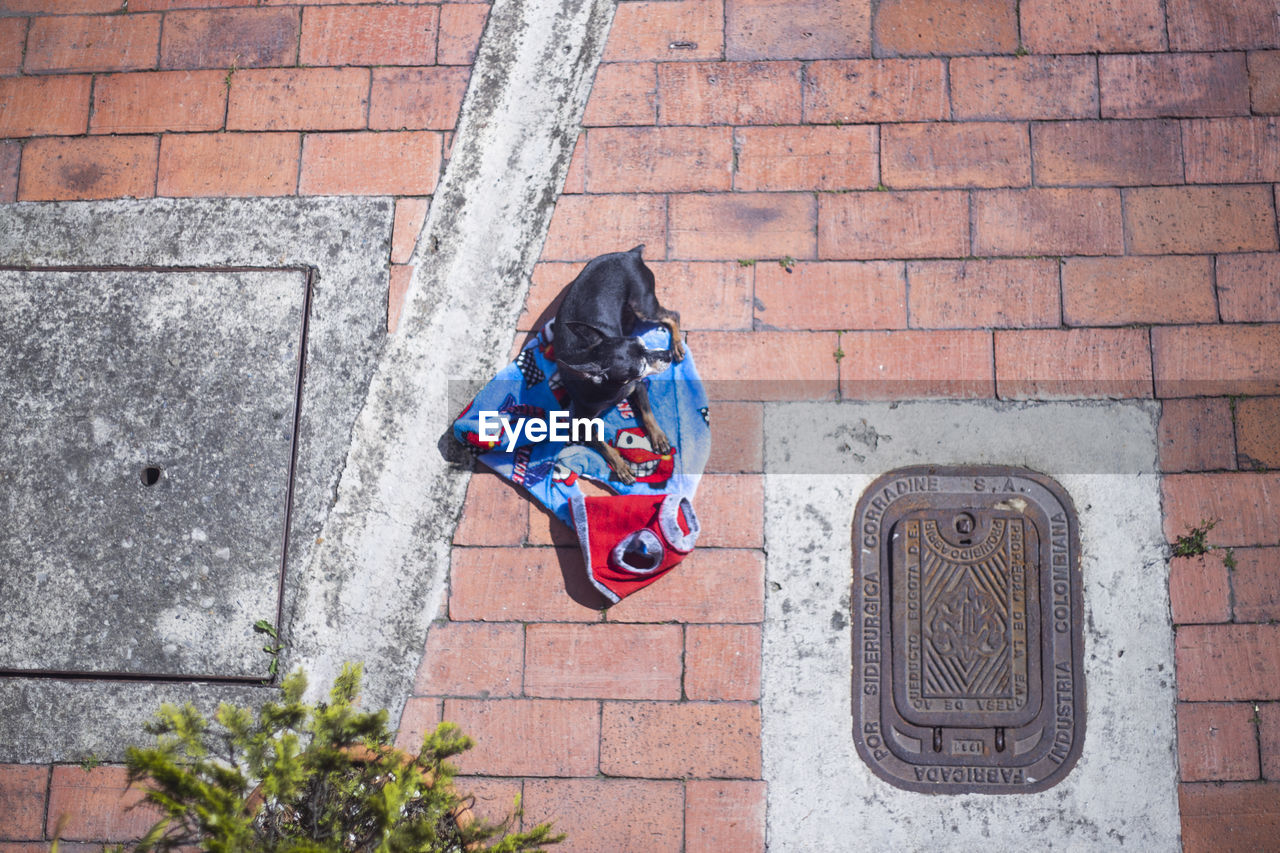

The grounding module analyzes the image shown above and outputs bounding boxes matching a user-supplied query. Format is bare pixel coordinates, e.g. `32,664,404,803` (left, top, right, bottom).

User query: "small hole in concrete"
140,465,162,487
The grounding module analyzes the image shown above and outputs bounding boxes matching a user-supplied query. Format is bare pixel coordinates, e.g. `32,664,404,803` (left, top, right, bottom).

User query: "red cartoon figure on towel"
608,426,675,486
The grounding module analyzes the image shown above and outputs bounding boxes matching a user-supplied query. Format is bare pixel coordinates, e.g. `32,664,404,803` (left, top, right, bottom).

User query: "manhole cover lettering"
852,466,1085,794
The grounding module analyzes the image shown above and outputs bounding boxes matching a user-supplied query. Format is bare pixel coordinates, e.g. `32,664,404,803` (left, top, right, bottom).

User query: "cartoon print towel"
453,321,710,602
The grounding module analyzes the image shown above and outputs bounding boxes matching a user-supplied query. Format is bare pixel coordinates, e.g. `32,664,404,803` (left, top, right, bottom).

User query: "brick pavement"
2,0,1279,849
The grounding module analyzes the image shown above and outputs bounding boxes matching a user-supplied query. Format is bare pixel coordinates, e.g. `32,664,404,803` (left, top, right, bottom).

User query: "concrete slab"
762,401,1179,851
0,196,391,762
0,269,305,677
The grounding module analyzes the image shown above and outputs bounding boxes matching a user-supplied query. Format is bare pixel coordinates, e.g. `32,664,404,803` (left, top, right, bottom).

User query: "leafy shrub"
120,664,562,852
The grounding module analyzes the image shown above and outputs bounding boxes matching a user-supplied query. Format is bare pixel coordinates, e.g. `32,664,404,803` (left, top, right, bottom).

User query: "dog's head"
558,334,672,388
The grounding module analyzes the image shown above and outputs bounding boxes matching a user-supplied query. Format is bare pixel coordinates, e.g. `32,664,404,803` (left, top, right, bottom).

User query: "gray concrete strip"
282,0,618,714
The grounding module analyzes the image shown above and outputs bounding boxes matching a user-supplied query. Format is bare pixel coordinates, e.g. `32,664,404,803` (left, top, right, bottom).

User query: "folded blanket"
453,321,710,602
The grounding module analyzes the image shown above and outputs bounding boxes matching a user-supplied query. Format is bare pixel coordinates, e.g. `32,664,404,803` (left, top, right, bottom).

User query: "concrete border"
762,400,1180,851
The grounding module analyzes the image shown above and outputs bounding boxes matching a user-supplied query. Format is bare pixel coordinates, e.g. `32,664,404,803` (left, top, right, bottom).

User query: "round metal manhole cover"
852,466,1085,794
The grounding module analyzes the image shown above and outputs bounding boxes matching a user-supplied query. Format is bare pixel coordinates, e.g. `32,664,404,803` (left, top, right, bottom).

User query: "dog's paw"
649,427,671,455
671,338,686,363
611,462,637,485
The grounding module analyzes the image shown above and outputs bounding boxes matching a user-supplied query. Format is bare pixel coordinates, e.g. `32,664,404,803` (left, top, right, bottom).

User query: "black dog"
553,245,684,484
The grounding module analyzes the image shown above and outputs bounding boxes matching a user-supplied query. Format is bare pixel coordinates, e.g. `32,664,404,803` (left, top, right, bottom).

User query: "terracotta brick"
725,0,870,60
908,259,1059,329
1237,398,1280,470
542,194,667,261
883,122,1029,189
395,696,442,752
951,55,1096,121
300,6,437,66
607,549,766,624
0,141,16,203
874,0,1017,56
438,3,488,66
1250,51,1280,114
583,62,657,126
1178,623,1280,701
840,329,994,399
1233,547,1280,622
370,67,469,131
0,18,26,76
600,701,760,778
387,263,412,334
1169,554,1233,624
755,261,905,330
973,187,1123,256
444,699,599,776
804,58,946,124
522,779,683,853
734,125,876,192
687,331,835,401
391,197,429,264
1,0,122,11
91,70,225,134
228,68,368,132
300,131,440,196
1128,186,1277,255
685,780,766,853
1033,120,1182,187
157,132,298,197
449,546,605,621
1159,398,1237,473
1101,53,1249,119
1021,0,1166,53
561,133,585,194
19,135,155,201
24,13,158,73
603,0,723,62
160,8,299,70
414,621,523,697
1168,0,1280,51
1261,704,1280,780
1163,473,1280,547
1180,782,1280,853
454,777,523,828
1218,254,1280,322
689,474,764,548
658,61,801,126
131,0,258,8
819,191,968,260
47,766,161,842
0,765,46,840
525,624,683,700
1184,118,1280,183
1179,702,1262,781
586,126,731,193
995,327,1152,399
0,76,90,137
452,474,528,546
1062,256,1215,326
685,624,760,701
1153,325,1280,398
670,193,816,262
706,402,763,473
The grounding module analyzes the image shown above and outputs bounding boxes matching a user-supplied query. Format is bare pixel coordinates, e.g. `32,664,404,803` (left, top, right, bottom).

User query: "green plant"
1172,519,1218,558
736,258,756,267
121,664,562,852
253,619,285,679
778,255,796,272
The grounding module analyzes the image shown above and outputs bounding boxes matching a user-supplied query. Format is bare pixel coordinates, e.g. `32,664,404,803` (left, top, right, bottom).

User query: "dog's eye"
616,431,651,451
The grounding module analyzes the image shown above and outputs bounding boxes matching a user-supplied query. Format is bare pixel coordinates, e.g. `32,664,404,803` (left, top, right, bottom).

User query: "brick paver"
4,0,1280,847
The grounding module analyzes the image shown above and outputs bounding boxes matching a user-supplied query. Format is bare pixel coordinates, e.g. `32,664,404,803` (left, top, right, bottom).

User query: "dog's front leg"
592,439,636,484
629,383,670,454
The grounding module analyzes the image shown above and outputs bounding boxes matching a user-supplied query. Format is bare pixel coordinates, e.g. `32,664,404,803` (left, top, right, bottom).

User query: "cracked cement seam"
281,0,620,717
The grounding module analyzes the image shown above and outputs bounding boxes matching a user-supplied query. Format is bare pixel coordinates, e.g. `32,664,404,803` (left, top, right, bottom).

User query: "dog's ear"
564,321,606,344
629,244,645,257
558,359,606,384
